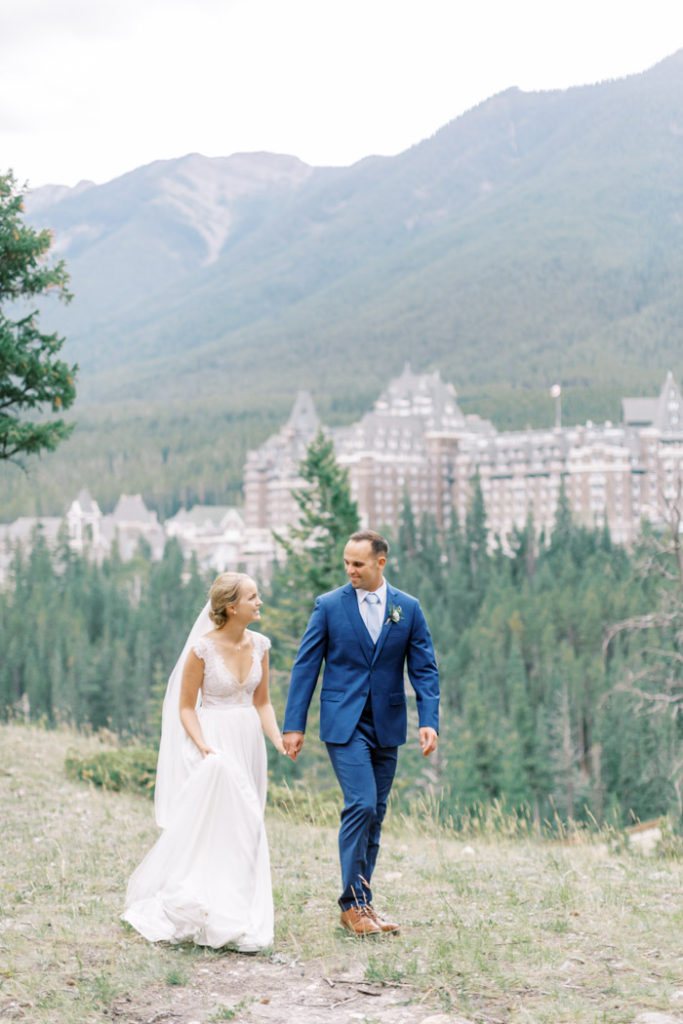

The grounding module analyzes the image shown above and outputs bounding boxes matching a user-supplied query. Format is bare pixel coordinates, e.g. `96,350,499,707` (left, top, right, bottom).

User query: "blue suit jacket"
283,582,440,746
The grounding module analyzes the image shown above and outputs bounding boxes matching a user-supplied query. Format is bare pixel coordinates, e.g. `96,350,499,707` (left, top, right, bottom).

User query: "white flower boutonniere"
386,603,403,625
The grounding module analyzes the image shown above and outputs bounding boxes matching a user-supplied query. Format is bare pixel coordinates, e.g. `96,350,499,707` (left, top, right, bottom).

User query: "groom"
283,529,440,936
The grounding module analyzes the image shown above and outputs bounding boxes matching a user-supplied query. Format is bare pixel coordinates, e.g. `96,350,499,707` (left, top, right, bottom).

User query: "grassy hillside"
2,723,683,1023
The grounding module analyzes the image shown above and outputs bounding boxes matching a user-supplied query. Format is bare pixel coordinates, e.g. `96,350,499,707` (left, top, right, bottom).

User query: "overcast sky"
2,0,682,189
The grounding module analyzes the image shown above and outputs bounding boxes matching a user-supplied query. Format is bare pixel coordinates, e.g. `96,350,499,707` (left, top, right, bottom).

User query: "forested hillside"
2,50,683,518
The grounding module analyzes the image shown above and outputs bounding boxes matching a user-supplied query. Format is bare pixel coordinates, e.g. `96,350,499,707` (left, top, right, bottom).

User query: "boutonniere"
386,603,403,625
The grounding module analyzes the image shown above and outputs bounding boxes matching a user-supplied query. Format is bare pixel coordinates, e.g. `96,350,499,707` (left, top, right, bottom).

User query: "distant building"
165,504,275,579
333,364,494,534
243,390,320,533
0,489,108,582
453,370,683,545
0,490,166,582
0,515,64,566
0,490,277,586
3,370,682,587
66,489,105,554
100,493,166,561
244,367,683,547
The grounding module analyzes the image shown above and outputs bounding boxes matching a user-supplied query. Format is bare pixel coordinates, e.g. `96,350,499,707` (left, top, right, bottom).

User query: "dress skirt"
122,705,273,950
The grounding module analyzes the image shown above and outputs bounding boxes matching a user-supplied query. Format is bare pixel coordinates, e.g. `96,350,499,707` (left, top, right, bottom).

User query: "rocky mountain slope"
5,49,682,516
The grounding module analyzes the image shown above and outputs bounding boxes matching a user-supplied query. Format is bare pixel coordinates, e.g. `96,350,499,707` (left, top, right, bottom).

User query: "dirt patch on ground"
110,951,446,1024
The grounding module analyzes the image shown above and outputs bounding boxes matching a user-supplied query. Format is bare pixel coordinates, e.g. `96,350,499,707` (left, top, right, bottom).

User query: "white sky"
2,0,682,189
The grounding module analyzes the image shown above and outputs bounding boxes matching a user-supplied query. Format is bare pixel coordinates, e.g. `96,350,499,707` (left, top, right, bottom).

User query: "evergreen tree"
464,471,489,596
458,677,503,804
397,491,418,561
0,171,77,462
503,637,552,824
4,454,683,828
601,505,683,820
510,510,536,584
268,430,359,662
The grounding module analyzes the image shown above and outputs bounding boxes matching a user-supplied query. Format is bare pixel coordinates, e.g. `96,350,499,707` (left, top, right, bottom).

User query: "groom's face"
344,539,386,592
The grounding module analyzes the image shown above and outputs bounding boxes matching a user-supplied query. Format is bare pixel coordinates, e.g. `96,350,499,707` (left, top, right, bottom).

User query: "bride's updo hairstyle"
208,572,250,627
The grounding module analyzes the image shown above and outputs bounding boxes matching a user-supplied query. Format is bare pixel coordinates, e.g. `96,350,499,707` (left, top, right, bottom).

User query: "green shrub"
64,746,157,796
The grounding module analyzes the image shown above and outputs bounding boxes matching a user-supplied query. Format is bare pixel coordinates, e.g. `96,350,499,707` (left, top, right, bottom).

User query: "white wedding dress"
122,631,273,950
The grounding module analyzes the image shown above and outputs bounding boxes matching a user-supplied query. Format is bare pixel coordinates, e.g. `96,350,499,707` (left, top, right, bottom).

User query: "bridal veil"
154,600,211,828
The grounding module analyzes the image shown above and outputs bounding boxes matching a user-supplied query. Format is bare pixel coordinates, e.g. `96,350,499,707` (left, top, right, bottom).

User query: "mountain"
24,152,315,367
6,49,683,519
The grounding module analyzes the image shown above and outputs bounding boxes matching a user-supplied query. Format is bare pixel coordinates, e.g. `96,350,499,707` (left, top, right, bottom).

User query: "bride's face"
230,578,262,623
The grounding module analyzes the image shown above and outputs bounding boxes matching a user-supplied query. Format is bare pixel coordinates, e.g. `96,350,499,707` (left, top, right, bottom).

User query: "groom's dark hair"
349,530,389,557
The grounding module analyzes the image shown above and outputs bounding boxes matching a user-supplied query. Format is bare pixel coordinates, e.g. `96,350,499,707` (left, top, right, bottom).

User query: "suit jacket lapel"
342,584,374,664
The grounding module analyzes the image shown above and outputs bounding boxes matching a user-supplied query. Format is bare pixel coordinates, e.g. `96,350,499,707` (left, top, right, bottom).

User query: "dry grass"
2,722,683,1024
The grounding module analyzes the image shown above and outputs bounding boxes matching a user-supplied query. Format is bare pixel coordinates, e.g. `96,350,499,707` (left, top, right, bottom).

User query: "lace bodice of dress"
192,632,271,708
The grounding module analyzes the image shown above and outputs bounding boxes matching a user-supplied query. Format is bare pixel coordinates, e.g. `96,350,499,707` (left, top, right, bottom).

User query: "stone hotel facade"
5,367,681,585
244,366,683,546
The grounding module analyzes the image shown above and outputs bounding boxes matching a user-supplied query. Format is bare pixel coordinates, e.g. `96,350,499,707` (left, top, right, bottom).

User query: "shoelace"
356,905,374,917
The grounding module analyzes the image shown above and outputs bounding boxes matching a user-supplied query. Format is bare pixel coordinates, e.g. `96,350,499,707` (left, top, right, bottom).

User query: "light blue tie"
365,592,382,643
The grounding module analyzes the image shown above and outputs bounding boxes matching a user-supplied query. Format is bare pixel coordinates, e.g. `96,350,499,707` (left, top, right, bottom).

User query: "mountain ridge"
4,49,683,518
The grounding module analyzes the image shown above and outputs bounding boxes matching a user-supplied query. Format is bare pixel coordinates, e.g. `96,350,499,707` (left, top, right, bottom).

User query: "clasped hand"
282,731,304,761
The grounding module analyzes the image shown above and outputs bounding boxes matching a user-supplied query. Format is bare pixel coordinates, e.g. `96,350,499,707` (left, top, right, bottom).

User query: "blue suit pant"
326,710,398,909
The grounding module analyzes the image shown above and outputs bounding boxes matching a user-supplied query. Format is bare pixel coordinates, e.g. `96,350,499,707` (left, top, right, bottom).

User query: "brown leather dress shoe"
340,905,381,936
368,906,400,933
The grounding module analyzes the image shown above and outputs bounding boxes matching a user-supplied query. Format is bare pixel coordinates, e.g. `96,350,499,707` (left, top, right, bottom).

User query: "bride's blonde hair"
208,572,250,627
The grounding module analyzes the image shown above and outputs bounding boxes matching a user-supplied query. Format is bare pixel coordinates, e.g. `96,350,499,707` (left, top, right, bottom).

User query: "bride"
122,572,287,951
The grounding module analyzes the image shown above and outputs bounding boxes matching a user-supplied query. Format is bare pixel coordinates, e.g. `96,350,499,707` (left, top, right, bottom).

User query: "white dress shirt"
355,580,387,635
